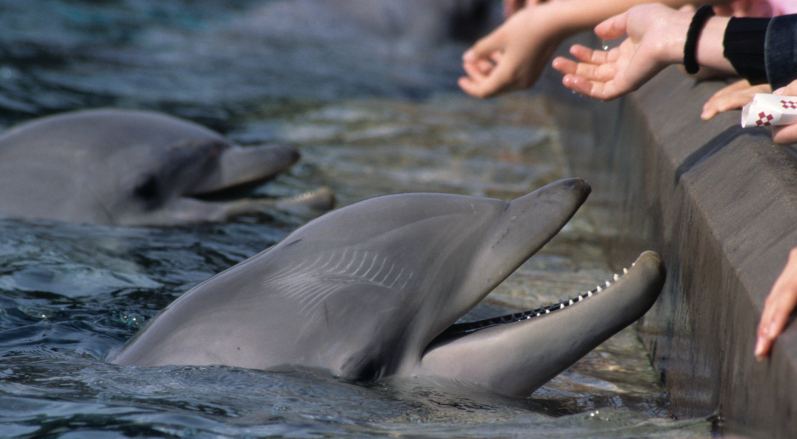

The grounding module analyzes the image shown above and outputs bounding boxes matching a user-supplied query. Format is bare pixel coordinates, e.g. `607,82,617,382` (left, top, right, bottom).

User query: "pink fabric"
768,0,797,15
716,0,797,17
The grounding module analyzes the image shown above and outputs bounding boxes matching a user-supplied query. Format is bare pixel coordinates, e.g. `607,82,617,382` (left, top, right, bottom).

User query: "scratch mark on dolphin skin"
491,204,526,250
262,249,414,321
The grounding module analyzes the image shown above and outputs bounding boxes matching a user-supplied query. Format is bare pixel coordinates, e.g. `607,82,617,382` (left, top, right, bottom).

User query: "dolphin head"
110,178,664,396
0,109,332,226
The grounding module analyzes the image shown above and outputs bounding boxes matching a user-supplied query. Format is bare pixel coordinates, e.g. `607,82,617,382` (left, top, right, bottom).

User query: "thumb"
594,11,628,40
464,31,506,63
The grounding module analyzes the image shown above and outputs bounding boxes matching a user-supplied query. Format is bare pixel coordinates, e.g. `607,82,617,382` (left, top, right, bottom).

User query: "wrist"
683,5,715,74
696,16,732,71
659,10,693,65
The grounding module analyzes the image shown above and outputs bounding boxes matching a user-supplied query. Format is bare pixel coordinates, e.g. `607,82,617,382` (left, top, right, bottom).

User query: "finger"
719,79,753,95
701,92,750,120
594,11,628,40
551,56,578,75
772,123,797,145
755,251,797,359
464,32,506,63
462,60,490,83
469,58,496,76
756,294,793,360
569,45,607,65
778,79,797,96
702,83,769,120
562,74,614,100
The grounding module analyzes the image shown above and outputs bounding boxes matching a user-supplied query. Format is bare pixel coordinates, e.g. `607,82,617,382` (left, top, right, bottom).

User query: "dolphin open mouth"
436,262,638,341
417,250,664,396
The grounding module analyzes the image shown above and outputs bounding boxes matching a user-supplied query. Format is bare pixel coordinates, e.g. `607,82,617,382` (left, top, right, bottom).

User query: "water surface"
0,1,716,437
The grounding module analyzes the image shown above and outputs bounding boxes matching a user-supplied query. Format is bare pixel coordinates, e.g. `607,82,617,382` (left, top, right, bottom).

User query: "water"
0,1,716,437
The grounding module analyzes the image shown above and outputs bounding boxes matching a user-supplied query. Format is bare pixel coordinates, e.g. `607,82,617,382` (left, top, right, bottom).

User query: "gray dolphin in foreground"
109,178,665,397
0,109,334,226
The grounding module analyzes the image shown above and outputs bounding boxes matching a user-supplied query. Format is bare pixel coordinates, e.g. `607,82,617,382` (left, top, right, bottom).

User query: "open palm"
552,4,686,101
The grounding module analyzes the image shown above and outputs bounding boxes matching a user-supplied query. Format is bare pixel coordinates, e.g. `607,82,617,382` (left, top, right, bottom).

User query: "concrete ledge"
552,66,797,437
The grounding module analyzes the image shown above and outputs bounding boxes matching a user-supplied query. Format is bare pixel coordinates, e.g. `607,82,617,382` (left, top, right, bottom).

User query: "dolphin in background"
0,109,334,226
108,178,665,397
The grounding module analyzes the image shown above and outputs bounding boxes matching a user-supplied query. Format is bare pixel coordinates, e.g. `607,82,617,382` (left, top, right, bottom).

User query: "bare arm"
459,0,731,98
551,4,734,100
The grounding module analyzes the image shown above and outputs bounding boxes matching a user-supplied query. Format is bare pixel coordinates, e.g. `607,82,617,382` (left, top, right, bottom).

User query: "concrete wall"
550,66,797,437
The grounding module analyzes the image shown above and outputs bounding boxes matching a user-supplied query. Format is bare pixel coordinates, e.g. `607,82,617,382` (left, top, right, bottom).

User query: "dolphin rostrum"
0,109,334,226
108,178,665,396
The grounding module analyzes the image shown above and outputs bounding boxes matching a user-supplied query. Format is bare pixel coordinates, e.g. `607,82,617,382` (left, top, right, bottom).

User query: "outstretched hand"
458,5,564,98
552,4,688,101
756,247,797,360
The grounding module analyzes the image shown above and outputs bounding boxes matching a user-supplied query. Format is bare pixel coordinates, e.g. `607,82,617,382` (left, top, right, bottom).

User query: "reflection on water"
0,0,717,437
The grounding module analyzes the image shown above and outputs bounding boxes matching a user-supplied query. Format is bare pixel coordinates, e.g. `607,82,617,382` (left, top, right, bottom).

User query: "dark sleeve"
765,14,797,90
723,17,770,85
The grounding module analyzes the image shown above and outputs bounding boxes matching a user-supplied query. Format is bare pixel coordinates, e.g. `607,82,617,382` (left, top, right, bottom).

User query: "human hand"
458,4,565,98
771,80,797,145
755,247,797,360
551,4,689,101
701,79,771,120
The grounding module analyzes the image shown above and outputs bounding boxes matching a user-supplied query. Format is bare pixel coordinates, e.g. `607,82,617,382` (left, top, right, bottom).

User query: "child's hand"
552,4,689,101
701,79,771,120
458,5,565,98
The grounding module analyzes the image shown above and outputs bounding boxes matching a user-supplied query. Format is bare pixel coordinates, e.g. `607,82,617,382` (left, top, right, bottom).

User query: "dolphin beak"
187,143,301,197
416,251,665,397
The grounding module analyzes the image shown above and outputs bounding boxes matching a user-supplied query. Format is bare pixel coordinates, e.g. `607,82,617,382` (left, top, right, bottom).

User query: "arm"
459,0,730,98
551,4,734,100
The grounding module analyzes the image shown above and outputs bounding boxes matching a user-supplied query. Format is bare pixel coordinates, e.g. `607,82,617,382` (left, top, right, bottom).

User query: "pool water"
0,1,716,437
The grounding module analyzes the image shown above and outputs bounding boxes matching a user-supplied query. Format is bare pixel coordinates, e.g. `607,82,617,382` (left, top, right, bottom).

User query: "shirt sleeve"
723,17,769,85
765,14,797,90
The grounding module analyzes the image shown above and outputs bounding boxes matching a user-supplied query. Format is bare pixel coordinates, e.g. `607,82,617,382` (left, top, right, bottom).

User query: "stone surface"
551,65,797,437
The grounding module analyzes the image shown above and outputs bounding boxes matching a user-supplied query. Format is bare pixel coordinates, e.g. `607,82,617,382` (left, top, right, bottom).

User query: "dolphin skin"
109,178,665,397
0,109,334,226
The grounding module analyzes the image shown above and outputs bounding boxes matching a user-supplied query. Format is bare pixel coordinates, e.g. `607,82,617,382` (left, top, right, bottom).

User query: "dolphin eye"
134,175,162,207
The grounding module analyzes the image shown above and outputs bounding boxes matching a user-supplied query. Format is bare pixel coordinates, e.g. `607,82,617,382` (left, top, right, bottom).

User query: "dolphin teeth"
559,303,565,310
613,273,620,281
545,309,550,314
623,268,628,274
596,286,602,293
568,299,574,305
605,280,611,287
578,295,584,301
587,291,593,297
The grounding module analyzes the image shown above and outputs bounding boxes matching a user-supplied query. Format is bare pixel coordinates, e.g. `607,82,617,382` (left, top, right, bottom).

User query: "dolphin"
0,109,334,226
108,178,665,397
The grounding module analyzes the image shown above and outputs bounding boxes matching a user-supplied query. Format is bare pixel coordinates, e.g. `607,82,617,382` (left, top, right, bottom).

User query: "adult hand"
458,5,565,98
755,247,797,360
551,4,689,101
772,80,797,145
701,79,771,120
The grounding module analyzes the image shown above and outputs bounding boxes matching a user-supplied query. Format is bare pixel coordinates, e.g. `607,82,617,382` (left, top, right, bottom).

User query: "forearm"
543,0,731,37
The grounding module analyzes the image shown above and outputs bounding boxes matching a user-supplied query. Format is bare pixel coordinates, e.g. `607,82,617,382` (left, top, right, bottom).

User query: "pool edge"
551,65,797,437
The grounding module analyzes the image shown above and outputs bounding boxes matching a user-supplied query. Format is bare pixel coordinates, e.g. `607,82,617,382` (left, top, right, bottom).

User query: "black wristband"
683,5,715,75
